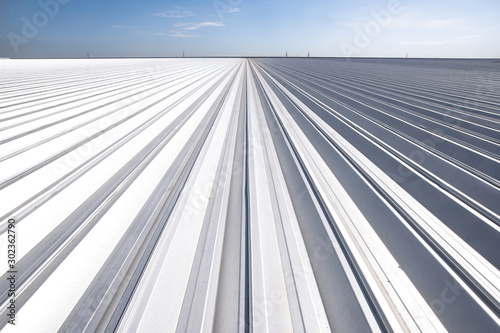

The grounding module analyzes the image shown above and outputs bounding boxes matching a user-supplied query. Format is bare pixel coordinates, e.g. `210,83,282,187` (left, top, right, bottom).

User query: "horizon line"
3,56,500,60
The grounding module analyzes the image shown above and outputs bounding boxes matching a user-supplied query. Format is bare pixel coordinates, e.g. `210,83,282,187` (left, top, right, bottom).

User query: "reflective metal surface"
0,58,499,332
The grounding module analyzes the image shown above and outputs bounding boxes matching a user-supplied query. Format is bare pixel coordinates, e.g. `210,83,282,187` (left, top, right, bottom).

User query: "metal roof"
0,57,499,332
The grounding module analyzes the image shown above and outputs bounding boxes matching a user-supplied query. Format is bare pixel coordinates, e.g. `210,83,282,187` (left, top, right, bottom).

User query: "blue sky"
0,0,499,58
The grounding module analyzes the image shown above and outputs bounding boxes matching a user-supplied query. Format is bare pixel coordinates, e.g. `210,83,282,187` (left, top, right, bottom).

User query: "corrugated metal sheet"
0,58,499,332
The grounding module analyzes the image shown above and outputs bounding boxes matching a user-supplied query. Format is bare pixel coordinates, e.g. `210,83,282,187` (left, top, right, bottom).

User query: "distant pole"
406,53,408,58
286,51,287,58
87,52,90,58
183,51,185,58
308,52,310,57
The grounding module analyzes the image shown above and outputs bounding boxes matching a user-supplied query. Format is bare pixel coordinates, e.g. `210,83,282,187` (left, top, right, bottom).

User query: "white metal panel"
0,57,499,332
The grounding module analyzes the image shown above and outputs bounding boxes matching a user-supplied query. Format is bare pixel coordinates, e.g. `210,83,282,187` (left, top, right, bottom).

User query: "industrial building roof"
0,57,499,332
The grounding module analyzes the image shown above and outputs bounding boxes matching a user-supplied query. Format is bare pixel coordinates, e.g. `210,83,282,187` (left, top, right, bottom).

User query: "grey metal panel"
0,58,498,332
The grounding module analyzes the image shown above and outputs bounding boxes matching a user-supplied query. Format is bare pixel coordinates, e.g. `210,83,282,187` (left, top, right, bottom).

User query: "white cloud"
341,21,360,28
174,22,225,30
165,29,200,38
227,8,241,13
168,32,200,38
422,20,454,28
400,34,479,46
152,9,195,19
400,40,465,45
455,35,478,40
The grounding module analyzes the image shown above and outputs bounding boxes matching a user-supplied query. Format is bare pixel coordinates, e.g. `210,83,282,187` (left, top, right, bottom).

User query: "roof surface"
0,57,499,332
